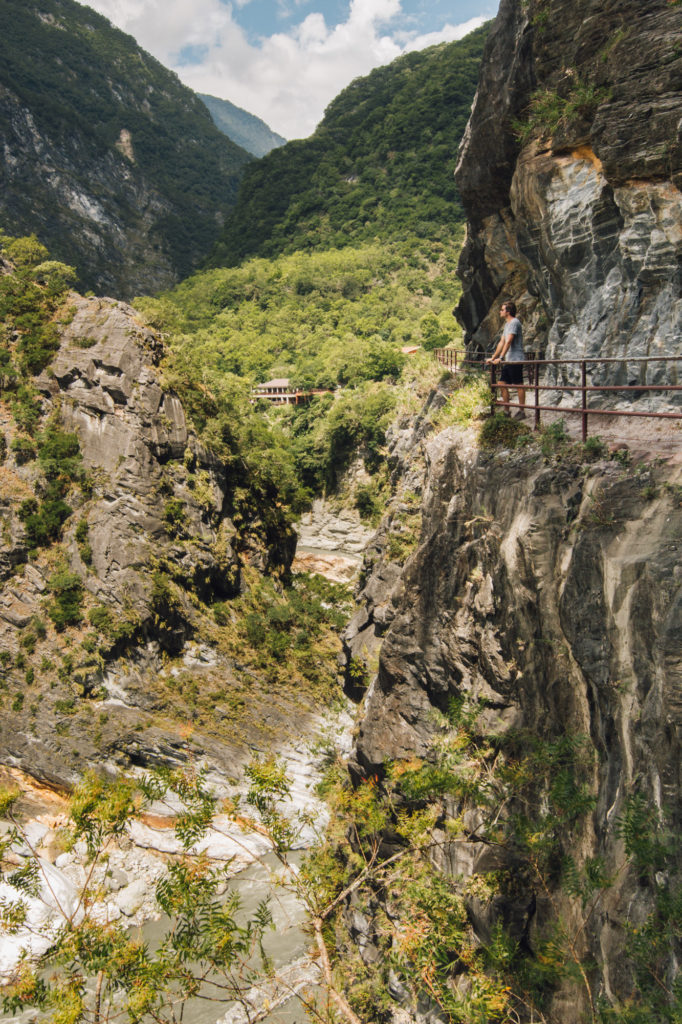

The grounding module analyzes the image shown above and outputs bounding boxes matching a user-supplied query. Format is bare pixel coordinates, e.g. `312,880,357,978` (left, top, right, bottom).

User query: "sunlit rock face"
344,418,682,1020
0,296,296,789
455,0,682,399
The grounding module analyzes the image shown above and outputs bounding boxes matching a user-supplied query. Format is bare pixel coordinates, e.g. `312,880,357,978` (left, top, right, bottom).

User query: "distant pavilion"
251,378,309,405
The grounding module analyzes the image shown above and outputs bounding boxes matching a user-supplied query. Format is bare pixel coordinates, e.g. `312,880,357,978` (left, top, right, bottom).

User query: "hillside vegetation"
140,237,460,499
141,29,488,507
209,27,488,267
0,0,252,297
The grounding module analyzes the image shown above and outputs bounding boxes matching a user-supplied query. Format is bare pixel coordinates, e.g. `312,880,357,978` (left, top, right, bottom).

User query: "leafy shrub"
38,426,82,479
10,386,42,435
21,486,72,550
540,418,569,457
17,321,61,375
88,605,113,632
20,632,36,654
354,482,383,521
479,413,529,448
150,571,183,624
582,435,607,461
87,603,140,649
46,568,84,630
31,616,46,640
10,435,37,464
3,235,49,270
75,518,92,565
163,498,186,537
212,602,231,626
514,78,610,145
32,261,77,296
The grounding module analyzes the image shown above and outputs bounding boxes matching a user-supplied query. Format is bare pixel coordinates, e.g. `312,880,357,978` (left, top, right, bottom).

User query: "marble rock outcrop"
455,0,682,406
0,296,295,787
344,419,682,1019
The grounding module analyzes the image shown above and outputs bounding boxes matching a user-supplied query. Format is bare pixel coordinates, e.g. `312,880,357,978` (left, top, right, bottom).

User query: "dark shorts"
500,362,524,386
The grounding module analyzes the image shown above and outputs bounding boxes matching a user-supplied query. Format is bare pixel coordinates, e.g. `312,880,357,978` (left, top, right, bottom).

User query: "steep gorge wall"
455,0,682,400
344,411,682,1018
0,293,296,789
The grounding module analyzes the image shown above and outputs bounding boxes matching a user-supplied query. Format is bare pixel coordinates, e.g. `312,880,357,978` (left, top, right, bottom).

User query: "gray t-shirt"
503,317,524,361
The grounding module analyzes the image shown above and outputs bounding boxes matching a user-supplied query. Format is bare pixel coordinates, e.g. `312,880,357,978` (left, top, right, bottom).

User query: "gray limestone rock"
0,294,296,788
115,878,148,917
346,419,682,1017
455,0,682,412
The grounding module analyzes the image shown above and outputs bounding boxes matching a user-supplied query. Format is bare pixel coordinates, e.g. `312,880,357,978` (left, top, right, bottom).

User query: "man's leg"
512,385,526,419
500,385,510,413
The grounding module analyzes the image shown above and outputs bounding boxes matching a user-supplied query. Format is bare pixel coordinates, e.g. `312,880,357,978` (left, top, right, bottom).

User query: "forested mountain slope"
140,28,490,503
209,25,488,267
199,94,286,158
0,0,253,299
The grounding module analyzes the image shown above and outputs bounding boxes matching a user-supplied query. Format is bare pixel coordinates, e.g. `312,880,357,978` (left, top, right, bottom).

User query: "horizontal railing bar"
490,383,682,393
459,357,682,366
502,403,682,421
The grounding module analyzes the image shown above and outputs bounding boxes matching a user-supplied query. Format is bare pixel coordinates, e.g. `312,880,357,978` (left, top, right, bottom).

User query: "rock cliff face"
455,0,682,401
344,410,682,1018
0,294,297,789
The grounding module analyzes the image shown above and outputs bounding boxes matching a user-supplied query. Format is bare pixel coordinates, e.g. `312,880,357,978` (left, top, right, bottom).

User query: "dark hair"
502,301,517,316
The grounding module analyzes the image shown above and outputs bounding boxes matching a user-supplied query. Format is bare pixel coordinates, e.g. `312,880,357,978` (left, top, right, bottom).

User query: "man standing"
486,301,526,419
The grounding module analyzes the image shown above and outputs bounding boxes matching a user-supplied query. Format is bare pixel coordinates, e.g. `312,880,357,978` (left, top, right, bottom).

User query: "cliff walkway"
436,350,682,461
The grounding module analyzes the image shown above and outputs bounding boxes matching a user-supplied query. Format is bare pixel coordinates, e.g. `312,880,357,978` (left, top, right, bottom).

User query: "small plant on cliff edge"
540,417,569,457
513,77,611,145
431,371,492,430
479,411,529,448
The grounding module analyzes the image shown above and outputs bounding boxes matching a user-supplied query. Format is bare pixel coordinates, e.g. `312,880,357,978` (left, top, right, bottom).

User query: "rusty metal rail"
433,349,682,441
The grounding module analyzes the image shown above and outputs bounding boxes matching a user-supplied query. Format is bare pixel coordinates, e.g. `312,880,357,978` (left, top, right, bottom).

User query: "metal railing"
433,349,682,441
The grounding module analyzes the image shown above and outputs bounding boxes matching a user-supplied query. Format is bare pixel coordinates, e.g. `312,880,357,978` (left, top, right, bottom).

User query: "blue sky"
85,0,498,138
233,0,493,44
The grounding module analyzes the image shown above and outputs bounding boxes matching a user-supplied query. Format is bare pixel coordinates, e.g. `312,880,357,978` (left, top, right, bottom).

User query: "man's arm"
487,330,512,364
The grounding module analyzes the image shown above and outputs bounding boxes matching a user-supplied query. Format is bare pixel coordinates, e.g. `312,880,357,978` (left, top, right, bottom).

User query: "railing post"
534,361,540,431
581,360,587,442
490,362,497,416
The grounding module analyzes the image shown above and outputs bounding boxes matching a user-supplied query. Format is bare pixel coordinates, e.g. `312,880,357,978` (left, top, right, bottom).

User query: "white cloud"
403,15,486,52
84,0,485,139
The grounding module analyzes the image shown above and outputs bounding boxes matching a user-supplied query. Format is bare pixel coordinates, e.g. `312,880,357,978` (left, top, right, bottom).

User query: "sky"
83,0,498,140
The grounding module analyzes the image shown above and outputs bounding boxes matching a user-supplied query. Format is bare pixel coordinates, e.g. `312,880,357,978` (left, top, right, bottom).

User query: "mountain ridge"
199,93,286,158
0,0,253,299
209,26,489,267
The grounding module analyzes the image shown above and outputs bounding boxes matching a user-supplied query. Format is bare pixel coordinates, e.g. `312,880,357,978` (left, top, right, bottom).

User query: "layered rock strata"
0,296,296,788
344,416,682,1018
455,0,682,407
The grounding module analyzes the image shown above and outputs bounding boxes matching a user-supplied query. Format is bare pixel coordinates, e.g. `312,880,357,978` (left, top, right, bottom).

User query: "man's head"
500,300,517,319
